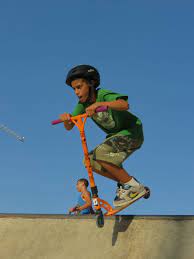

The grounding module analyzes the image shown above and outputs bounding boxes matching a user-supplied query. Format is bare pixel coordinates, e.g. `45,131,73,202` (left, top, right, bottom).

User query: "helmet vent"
88,69,95,72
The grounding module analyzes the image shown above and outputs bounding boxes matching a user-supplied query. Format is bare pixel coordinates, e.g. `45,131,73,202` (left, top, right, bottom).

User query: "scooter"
52,106,150,228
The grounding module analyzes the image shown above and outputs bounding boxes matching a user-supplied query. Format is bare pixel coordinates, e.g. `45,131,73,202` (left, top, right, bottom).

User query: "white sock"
124,177,140,187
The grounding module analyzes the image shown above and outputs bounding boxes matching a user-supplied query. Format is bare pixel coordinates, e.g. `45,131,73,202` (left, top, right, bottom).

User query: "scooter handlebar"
95,106,108,113
51,119,63,125
51,105,108,125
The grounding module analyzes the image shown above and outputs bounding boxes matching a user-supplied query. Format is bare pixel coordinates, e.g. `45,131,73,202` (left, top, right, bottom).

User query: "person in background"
69,178,94,215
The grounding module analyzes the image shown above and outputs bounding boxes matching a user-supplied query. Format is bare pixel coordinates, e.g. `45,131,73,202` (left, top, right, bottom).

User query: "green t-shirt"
71,89,143,139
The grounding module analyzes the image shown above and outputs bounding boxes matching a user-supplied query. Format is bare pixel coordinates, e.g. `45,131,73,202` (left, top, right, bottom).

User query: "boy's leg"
92,134,140,183
96,160,132,183
86,135,141,184
92,167,118,181
90,135,145,207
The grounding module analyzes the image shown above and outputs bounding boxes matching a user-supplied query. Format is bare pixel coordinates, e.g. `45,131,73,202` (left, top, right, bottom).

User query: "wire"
0,124,25,142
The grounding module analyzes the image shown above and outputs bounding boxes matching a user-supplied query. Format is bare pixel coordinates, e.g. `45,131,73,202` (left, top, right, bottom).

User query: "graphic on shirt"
92,111,115,129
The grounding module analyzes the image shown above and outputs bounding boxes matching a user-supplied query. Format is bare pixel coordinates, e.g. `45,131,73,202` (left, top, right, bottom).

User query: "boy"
69,178,94,215
61,65,146,207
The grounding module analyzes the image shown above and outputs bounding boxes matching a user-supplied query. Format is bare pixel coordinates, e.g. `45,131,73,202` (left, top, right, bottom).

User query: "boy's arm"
101,99,129,111
64,121,74,131
77,192,92,212
86,99,129,116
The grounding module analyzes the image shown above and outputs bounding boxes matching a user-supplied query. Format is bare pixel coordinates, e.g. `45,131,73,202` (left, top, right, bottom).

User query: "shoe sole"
113,189,147,208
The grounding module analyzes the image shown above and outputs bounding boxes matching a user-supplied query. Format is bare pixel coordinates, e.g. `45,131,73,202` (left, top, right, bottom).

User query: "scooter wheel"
96,213,104,228
144,187,150,199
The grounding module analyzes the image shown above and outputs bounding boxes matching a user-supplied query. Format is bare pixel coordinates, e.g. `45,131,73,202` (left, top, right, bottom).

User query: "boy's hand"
69,207,75,213
86,103,100,116
60,113,74,131
69,207,78,213
60,113,72,124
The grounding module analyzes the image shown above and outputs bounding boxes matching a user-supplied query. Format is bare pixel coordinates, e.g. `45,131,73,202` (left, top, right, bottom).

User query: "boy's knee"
82,153,102,171
83,151,93,167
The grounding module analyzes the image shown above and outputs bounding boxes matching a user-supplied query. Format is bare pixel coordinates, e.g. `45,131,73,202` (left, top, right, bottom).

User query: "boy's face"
76,181,84,192
71,79,90,103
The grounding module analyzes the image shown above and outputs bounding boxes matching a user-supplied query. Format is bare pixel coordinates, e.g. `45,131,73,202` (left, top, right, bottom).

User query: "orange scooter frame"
52,106,150,226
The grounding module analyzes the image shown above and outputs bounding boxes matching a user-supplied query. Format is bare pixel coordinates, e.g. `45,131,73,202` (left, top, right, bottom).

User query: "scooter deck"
104,188,150,216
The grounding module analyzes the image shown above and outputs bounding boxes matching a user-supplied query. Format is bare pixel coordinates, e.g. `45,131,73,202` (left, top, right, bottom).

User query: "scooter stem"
51,106,113,214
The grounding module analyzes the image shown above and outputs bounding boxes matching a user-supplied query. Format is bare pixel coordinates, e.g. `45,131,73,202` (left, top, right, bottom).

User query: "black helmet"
66,65,100,88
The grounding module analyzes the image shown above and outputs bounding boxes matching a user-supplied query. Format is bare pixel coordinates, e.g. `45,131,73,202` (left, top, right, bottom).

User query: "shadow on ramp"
112,215,133,246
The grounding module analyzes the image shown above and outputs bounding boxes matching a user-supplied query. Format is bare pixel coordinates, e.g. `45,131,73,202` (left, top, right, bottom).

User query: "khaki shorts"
83,134,143,172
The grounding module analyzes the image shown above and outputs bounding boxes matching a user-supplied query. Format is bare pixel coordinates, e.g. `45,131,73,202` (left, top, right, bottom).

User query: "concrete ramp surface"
0,214,194,259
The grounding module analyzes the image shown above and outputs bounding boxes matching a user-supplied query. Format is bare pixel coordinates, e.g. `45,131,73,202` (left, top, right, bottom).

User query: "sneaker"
113,183,146,207
113,182,122,202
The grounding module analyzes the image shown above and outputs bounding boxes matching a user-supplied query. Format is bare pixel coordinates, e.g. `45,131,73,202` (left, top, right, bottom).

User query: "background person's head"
76,178,89,192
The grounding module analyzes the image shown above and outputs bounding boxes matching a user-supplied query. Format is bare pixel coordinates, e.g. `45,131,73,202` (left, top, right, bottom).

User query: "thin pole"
0,124,25,142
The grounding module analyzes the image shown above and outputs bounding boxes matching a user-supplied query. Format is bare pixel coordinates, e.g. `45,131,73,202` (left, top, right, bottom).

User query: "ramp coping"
0,213,194,220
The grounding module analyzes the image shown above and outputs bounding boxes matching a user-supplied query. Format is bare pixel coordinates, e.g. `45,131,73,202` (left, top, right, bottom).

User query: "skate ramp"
0,214,194,259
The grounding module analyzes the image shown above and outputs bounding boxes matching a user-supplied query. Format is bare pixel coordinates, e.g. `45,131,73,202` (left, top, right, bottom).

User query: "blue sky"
0,1,194,215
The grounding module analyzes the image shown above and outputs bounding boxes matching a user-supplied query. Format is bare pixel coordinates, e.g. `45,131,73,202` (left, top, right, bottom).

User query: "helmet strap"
86,80,96,103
